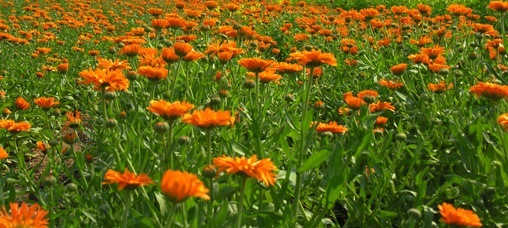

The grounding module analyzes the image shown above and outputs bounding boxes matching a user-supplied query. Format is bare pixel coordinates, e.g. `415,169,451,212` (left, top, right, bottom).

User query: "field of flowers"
0,0,507,227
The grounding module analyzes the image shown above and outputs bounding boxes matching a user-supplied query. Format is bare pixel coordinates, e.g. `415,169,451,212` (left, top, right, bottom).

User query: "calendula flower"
438,203,482,227
147,100,194,120
66,110,82,128
390,63,407,76
289,49,337,67
0,147,7,159
137,66,168,81
34,97,59,110
428,81,453,93
173,42,193,57
469,82,508,100
497,113,508,131
238,58,274,73
0,202,49,228
315,121,348,134
182,108,235,129
103,169,154,191
79,68,129,91
15,97,30,110
488,1,508,12
379,79,403,90
97,58,131,71
0,119,31,132
369,101,396,113
213,155,277,186
160,170,210,203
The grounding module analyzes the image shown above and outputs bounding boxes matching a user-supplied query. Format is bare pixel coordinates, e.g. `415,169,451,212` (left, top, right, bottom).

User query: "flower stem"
122,190,132,228
235,177,247,228
167,202,178,228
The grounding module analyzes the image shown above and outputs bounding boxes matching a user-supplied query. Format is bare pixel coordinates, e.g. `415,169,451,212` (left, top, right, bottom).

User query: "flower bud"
43,175,57,186
202,165,216,179
395,133,407,141
105,118,118,128
66,183,78,192
177,136,191,145
407,208,421,219
154,121,169,134
243,79,256,89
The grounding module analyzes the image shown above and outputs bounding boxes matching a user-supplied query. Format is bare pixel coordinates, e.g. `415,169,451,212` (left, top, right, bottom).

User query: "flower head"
289,49,337,67
0,147,7,159
438,202,482,227
469,82,508,100
428,81,453,93
103,169,154,191
147,100,194,120
390,63,407,76
497,113,508,131
182,108,235,129
315,121,348,134
160,170,210,203
79,68,129,91
213,155,277,186
238,58,274,73
15,97,30,110
0,119,31,132
34,97,59,110
0,202,49,228
379,79,403,90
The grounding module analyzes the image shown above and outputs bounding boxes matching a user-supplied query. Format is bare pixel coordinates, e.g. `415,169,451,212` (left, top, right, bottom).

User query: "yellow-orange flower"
390,63,407,76
173,42,193,57
469,82,508,100
315,121,348,134
79,68,129,91
289,49,337,67
438,203,482,227
103,169,154,191
0,147,7,159
488,1,508,12
97,58,131,71
34,97,59,110
379,79,403,90
137,66,168,81
66,110,82,128
147,100,194,120
0,119,31,132
182,108,235,129
160,170,210,203
0,202,48,228
238,58,274,73
369,101,396,113
428,81,453,93
213,155,277,186
498,113,508,131
15,97,30,110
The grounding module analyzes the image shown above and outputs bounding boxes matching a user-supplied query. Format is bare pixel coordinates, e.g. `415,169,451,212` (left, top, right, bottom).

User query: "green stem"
167,202,178,228
122,190,132,228
235,177,247,228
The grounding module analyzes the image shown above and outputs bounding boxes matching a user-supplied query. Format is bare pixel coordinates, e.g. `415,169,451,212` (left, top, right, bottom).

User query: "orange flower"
182,51,205,62
0,119,31,132
151,18,169,29
147,100,194,120
417,4,432,15
103,169,154,191
160,170,210,203
66,110,82,128
369,101,396,113
421,45,445,60
428,81,453,93
257,69,283,84
15,97,30,110
438,203,482,227
36,141,49,152
161,47,180,64
173,42,193,57
34,97,59,110
344,94,366,110
315,121,348,134
274,62,303,74
213,155,277,186
238,58,274,73
0,147,7,159
488,1,508,12
97,58,131,71
182,108,235,129
137,66,168,81
379,79,403,90
289,49,337,67
79,68,129,91
358,90,379,103
497,113,508,131
120,44,142,57
148,8,164,17
57,63,69,73
469,82,508,100
390,63,407,76
375,116,389,126
0,202,48,228
447,4,473,16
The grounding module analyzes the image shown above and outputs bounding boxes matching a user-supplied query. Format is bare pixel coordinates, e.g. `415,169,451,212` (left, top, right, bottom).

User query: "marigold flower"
147,100,194,120
421,45,445,60
379,79,403,90
344,94,366,110
66,110,82,128
182,51,205,62
469,82,508,100
36,141,50,152
390,63,407,76
274,62,303,74
103,169,154,191
428,81,453,93
488,1,508,12
256,69,283,84
438,203,482,227
97,58,131,71
358,90,379,103
0,119,31,132
15,97,30,110
79,68,129,91
182,108,235,129
213,155,277,186
497,113,508,131
369,101,396,113
0,147,7,159
289,49,337,67
0,202,48,228
160,170,210,203
34,97,59,110
173,42,193,57
120,44,142,57
57,63,69,73
375,116,389,126
315,121,348,134
161,47,180,64
238,58,274,73
137,66,168,81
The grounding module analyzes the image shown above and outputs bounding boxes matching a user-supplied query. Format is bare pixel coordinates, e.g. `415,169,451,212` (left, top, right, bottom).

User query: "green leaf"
379,210,398,219
297,149,330,173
